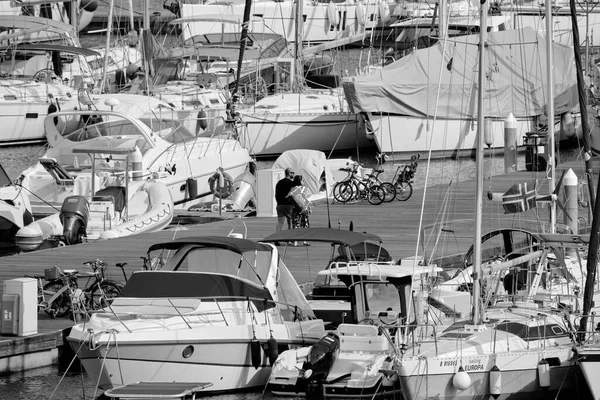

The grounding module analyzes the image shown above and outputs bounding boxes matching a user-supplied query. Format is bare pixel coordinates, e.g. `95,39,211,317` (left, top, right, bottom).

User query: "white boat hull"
367,113,538,159
396,347,575,400
577,348,600,400
240,112,370,157
69,321,325,392
0,81,73,145
180,1,392,44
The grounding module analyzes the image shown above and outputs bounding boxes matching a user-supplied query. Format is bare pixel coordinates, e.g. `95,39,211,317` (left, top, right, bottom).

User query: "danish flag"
502,182,537,214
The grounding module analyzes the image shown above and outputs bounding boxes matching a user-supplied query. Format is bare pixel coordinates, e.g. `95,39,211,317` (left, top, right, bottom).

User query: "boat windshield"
149,244,272,287
364,282,402,315
139,118,197,144
60,119,153,154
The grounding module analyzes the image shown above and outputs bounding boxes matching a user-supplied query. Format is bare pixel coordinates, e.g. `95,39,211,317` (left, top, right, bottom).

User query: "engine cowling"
59,196,89,245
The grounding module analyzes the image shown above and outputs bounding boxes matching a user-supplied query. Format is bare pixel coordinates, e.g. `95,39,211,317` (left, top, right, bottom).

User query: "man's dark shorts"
276,205,294,219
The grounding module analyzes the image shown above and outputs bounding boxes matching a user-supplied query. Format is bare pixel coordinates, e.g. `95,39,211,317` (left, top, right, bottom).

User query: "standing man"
275,167,295,232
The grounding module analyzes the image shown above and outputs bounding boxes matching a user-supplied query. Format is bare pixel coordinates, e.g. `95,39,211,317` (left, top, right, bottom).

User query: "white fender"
15,213,63,252
327,1,340,27
378,1,391,24
100,181,174,239
356,1,366,26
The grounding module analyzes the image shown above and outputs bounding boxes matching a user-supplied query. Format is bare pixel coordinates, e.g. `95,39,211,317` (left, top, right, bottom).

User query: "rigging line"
48,336,88,400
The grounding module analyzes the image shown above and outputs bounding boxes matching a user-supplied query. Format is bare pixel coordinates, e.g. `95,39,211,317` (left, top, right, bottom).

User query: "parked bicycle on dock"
332,163,386,205
25,259,123,318
391,154,420,201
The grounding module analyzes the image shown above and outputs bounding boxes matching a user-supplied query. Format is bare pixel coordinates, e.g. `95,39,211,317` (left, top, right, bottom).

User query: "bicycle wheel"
333,181,355,203
395,181,413,201
367,185,385,205
380,182,397,203
42,281,71,318
88,281,123,311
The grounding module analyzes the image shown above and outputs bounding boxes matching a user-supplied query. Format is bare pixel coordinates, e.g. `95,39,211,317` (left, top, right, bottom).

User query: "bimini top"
148,236,273,254
263,228,382,247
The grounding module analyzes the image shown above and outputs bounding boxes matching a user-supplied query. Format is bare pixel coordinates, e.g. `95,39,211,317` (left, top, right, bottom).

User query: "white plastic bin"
3,278,37,336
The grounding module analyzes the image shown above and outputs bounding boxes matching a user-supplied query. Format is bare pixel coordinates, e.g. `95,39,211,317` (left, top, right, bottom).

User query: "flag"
502,183,536,214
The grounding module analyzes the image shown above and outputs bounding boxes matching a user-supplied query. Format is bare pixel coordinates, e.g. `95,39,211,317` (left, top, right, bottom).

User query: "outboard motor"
59,196,89,245
296,331,340,397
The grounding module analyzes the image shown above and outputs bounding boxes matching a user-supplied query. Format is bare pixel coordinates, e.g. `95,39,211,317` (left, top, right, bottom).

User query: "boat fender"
187,177,198,199
267,336,279,365
251,337,262,369
378,1,391,24
327,1,340,27
356,1,366,25
489,365,501,399
131,146,143,181
196,109,208,134
208,170,234,199
452,366,471,390
537,359,550,389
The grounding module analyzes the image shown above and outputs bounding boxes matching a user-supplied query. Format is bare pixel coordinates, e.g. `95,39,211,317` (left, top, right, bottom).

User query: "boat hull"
68,321,325,393
240,112,371,157
577,348,600,400
396,347,576,400
366,113,538,159
180,1,390,44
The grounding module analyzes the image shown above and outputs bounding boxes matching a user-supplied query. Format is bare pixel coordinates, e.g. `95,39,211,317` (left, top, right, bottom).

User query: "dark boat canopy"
263,228,382,246
147,236,274,254
122,271,275,311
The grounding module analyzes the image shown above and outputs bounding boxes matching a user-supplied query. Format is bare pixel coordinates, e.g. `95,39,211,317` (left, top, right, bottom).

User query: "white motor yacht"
66,236,326,393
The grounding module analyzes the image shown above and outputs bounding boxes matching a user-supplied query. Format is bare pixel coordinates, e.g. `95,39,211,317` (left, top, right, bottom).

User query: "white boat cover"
273,150,337,196
342,28,578,119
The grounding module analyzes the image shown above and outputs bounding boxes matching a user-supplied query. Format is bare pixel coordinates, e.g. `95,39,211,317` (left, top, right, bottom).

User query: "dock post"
563,168,578,235
504,113,517,173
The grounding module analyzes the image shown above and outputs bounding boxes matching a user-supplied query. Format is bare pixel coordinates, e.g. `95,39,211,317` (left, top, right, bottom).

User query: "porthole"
182,345,194,358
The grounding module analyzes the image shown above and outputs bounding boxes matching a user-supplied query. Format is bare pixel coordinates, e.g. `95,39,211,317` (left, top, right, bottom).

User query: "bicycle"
332,163,385,205
26,260,123,319
26,267,78,318
390,154,420,201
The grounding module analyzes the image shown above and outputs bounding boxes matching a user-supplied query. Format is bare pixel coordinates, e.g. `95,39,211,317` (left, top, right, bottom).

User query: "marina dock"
0,158,595,374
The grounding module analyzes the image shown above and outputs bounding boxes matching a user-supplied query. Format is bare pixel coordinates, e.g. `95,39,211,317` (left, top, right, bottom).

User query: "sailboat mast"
100,0,115,93
232,0,253,101
546,0,557,232
294,0,304,92
569,0,596,209
472,0,488,325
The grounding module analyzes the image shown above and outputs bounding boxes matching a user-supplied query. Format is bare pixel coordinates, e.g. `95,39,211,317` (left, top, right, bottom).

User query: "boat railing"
97,295,315,331
571,314,600,347
396,323,440,356
329,261,391,281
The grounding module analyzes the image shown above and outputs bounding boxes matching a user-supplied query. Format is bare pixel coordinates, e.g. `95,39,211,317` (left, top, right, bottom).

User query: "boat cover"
272,150,336,196
342,27,578,119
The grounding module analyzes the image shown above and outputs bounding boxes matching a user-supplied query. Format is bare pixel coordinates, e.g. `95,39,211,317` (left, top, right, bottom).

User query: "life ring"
208,171,234,199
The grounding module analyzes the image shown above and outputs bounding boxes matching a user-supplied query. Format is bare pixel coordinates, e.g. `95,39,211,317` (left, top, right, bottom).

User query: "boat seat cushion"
94,186,126,213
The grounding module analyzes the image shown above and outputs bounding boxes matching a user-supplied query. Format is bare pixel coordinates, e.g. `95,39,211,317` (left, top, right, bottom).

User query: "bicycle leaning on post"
25,259,123,319
332,163,386,205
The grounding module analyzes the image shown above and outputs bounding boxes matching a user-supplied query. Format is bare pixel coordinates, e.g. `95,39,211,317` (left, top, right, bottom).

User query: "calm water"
0,365,300,400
